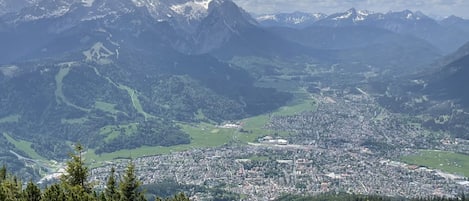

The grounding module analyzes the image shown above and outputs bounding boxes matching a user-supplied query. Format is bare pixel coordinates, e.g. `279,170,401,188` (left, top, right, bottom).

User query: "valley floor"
87,92,469,200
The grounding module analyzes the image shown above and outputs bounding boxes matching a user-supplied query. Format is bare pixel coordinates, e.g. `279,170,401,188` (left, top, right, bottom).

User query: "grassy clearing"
118,85,153,120
248,155,270,161
54,67,71,104
100,123,138,142
2,133,45,160
92,67,152,119
239,94,316,141
94,101,119,114
55,67,90,112
61,118,88,124
86,122,236,163
402,150,469,177
0,114,20,123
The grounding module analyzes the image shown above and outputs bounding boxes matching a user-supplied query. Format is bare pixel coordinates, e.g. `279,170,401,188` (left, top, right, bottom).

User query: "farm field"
402,150,469,177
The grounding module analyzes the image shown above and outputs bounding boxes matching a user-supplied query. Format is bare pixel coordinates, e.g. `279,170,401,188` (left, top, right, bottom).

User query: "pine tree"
0,165,7,181
62,143,90,192
0,165,7,201
42,183,65,201
119,162,146,201
1,175,22,201
23,181,41,201
105,167,120,201
172,193,190,201
99,192,106,201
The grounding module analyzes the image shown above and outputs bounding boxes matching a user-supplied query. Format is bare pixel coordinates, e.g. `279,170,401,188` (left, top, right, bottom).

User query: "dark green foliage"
42,183,66,200
62,144,90,192
0,165,6,181
119,162,145,201
0,56,290,170
139,75,247,123
96,119,190,154
62,66,132,109
0,150,193,201
105,167,120,201
23,181,41,201
168,193,190,201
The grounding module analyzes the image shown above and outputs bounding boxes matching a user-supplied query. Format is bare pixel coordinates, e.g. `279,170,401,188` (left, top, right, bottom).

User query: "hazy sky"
232,0,469,19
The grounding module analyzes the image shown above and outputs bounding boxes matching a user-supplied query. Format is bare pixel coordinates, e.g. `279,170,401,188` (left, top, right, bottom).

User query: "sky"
232,0,469,19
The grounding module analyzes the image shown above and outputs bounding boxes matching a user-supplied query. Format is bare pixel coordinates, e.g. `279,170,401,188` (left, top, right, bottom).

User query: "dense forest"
0,56,291,163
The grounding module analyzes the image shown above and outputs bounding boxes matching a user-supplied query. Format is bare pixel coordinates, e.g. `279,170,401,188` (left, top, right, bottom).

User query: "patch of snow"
81,12,117,21
354,15,365,22
81,0,94,7
312,13,325,19
20,5,70,21
0,65,19,77
286,16,307,24
170,0,212,20
407,13,413,19
257,14,277,21
357,10,371,16
195,0,212,10
132,0,160,8
333,10,353,20
353,10,373,22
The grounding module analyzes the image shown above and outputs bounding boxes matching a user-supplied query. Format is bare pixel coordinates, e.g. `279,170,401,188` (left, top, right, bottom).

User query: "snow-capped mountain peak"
384,9,430,21
330,8,373,22
1,0,236,34
170,0,212,20
256,11,326,28
332,8,356,20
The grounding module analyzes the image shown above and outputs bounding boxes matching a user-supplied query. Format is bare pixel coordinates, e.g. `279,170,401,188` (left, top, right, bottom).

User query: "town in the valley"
86,90,469,200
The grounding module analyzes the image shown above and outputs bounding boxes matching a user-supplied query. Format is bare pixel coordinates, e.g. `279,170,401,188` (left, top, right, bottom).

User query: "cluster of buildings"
87,92,469,200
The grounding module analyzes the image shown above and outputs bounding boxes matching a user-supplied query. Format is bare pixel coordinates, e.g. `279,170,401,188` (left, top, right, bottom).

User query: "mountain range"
257,8,469,54
1,0,469,180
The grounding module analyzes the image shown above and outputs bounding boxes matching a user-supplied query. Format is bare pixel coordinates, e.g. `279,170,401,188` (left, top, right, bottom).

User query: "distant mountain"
425,42,469,105
189,0,257,54
256,11,326,28
439,15,469,34
259,8,469,54
314,8,378,27
0,0,216,33
267,25,441,73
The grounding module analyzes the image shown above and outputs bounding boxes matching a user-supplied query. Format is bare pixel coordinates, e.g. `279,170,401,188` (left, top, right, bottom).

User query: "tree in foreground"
62,143,90,192
105,167,120,201
22,181,41,201
119,162,145,201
